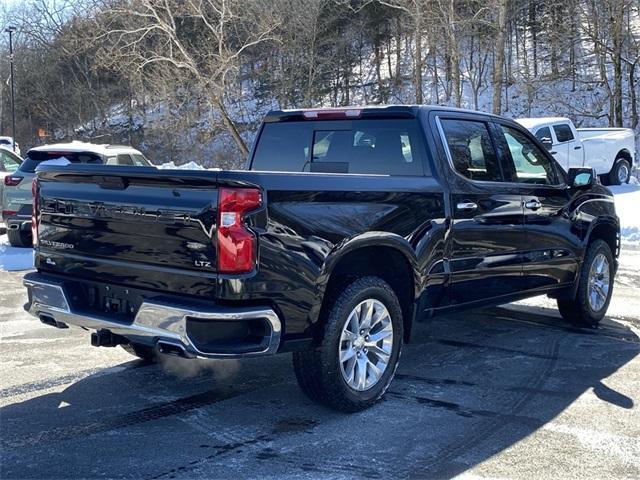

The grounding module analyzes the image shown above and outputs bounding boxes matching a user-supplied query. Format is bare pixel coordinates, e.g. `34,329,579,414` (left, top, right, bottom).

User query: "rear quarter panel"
577,128,635,172
215,171,447,342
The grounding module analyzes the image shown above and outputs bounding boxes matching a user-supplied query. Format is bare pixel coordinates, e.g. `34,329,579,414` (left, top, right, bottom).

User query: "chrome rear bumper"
23,273,281,359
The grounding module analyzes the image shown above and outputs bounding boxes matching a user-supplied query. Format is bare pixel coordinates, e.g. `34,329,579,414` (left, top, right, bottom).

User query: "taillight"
217,187,262,273
32,179,39,247
4,175,23,186
2,209,17,219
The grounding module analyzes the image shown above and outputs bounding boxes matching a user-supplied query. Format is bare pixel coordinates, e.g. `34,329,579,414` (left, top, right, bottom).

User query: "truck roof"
516,117,571,130
264,105,501,123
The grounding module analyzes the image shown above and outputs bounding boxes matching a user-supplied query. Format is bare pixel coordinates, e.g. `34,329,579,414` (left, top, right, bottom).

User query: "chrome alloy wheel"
338,299,394,391
588,253,610,312
618,163,629,184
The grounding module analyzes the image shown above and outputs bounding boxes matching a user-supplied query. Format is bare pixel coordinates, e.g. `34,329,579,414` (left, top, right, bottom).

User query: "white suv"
2,142,151,247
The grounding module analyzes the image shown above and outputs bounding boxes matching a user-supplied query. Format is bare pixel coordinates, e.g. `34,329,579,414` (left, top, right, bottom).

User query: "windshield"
19,151,103,173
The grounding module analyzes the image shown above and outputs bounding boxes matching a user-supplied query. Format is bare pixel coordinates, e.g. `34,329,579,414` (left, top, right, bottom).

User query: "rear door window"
439,118,503,182
553,124,574,143
116,154,134,166
0,150,21,172
131,154,150,166
251,119,425,175
19,151,103,173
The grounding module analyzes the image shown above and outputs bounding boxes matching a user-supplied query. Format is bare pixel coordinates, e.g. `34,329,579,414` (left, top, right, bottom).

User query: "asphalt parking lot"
1,258,639,479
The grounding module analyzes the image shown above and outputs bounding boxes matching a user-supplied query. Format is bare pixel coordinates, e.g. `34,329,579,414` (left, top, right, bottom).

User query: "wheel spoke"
369,307,386,330
359,300,374,330
368,326,392,343
340,345,356,362
348,310,360,334
355,355,368,390
344,356,356,383
590,290,600,310
366,359,383,383
366,344,391,362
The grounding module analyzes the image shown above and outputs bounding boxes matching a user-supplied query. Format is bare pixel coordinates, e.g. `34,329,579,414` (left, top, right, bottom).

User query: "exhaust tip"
157,341,189,358
39,314,68,329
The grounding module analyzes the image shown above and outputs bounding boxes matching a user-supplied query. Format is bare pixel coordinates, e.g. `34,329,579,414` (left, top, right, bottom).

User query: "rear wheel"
293,276,403,412
608,158,631,185
7,228,32,248
557,239,614,327
121,342,157,362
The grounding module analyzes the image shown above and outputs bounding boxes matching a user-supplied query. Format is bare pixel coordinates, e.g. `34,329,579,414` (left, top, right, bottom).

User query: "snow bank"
610,184,640,246
0,235,34,271
157,161,220,171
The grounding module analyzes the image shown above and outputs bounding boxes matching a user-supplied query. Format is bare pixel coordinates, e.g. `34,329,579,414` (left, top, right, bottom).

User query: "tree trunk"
529,1,538,78
630,61,638,129
611,0,624,127
492,0,507,114
215,98,248,158
395,18,402,86
414,7,423,104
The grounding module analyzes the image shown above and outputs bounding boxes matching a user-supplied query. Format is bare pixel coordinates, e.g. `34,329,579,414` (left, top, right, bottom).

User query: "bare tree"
97,0,279,156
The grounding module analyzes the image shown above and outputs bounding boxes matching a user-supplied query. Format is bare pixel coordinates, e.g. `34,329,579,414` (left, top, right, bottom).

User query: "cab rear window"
19,151,103,173
251,119,427,175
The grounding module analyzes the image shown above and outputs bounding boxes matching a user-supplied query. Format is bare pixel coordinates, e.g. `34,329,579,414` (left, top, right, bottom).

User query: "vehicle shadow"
1,304,638,479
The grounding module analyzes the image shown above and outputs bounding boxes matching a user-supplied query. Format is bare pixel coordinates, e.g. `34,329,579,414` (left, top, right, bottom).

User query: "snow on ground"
610,182,640,247
0,234,34,272
157,161,217,170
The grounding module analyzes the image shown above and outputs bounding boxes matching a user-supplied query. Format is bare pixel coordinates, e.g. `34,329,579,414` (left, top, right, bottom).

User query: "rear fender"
308,232,420,325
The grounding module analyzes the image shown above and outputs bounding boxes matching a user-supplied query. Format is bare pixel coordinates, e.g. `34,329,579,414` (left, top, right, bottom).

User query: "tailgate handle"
94,176,128,190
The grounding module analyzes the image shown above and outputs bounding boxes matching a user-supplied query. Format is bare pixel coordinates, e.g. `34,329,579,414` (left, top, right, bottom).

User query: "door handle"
550,151,557,155
574,146,582,150
524,199,542,210
456,202,478,211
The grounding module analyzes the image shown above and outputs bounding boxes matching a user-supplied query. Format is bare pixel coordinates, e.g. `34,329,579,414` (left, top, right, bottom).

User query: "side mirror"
539,137,553,151
567,167,595,189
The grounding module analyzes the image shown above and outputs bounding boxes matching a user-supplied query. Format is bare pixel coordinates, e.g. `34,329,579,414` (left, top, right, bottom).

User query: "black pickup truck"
24,106,619,411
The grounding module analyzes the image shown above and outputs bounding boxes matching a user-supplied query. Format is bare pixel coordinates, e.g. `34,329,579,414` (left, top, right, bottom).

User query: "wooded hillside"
1,0,639,166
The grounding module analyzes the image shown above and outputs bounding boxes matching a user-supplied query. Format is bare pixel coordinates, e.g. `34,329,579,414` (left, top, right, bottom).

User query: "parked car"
24,106,619,412
0,146,23,229
516,117,636,185
0,136,21,156
2,142,150,247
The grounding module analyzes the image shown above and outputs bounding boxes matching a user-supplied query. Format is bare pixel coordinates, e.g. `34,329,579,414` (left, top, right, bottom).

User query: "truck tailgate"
35,166,222,296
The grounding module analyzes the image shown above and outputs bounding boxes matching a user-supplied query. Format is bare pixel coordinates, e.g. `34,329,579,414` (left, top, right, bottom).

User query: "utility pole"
5,26,16,152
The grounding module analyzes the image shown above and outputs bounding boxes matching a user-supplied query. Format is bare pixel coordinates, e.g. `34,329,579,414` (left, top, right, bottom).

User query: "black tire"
121,342,157,362
7,228,32,248
608,158,631,185
293,276,403,412
557,239,614,327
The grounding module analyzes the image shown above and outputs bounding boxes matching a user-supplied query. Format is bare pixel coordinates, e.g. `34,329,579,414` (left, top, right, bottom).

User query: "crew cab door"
436,115,527,305
551,122,583,170
493,121,580,290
